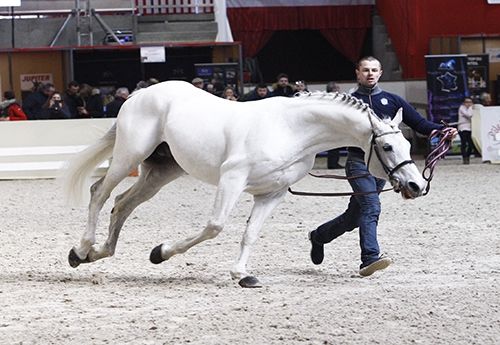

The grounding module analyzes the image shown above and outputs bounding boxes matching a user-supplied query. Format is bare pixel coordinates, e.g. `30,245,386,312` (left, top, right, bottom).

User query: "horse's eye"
382,143,392,152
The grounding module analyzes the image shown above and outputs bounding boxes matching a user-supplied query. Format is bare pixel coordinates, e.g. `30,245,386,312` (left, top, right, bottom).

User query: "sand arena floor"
0,156,499,344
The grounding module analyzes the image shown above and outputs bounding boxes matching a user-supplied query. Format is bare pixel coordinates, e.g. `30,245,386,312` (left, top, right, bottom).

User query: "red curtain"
227,5,371,62
377,0,500,79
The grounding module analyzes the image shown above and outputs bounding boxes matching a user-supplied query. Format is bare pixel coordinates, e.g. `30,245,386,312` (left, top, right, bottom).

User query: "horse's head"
366,108,427,199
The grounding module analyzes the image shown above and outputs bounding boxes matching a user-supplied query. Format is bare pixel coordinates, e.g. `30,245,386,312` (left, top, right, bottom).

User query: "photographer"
40,91,71,120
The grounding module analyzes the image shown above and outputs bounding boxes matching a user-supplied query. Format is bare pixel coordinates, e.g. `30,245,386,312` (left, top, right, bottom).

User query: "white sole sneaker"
359,257,392,277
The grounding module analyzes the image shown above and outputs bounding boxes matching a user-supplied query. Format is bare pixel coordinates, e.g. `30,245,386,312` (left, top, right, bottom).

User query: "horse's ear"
391,108,403,127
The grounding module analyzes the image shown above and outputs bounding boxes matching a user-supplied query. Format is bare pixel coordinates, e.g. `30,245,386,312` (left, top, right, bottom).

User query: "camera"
52,100,61,111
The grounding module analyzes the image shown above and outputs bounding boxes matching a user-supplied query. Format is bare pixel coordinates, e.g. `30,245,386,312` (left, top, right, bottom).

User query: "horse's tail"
59,124,117,206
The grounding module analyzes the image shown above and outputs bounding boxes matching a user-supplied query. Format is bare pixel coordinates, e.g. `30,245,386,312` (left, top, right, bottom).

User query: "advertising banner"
425,55,468,125
467,54,489,103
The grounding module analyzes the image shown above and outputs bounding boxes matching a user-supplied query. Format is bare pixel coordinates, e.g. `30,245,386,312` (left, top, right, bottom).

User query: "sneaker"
359,256,392,276
308,230,324,265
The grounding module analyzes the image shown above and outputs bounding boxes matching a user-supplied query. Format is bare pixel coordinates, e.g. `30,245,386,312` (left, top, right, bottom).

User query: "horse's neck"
285,99,373,154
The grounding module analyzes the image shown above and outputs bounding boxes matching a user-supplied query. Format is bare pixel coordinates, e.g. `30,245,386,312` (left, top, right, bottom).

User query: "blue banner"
425,55,469,125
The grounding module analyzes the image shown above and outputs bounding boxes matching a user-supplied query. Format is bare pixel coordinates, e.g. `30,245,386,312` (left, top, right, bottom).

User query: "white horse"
61,80,426,287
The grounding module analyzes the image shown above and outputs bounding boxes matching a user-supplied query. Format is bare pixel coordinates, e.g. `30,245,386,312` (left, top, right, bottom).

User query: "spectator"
246,83,272,101
192,77,205,90
77,84,104,118
326,81,340,93
325,81,344,169
22,82,55,120
213,82,225,97
40,91,71,119
458,97,476,164
106,87,130,117
134,80,149,92
271,73,294,97
476,92,492,107
294,80,309,93
147,78,159,86
222,86,238,101
0,91,27,121
63,80,84,118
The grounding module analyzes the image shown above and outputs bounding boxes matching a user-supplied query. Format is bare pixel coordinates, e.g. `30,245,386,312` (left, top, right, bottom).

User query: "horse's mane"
294,91,382,121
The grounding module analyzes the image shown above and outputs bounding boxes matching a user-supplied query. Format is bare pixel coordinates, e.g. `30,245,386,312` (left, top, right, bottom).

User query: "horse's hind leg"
85,157,185,263
69,172,129,267
69,149,156,267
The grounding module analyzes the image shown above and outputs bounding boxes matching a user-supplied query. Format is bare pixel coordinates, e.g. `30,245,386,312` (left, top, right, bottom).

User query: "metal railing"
135,0,214,15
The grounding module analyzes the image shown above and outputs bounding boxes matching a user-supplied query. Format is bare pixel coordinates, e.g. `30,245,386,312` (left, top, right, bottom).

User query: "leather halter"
287,129,415,197
367,129,415,181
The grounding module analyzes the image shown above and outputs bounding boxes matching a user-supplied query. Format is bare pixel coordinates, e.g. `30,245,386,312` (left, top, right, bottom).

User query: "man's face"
68,85,79,95
257,87,268,97
278,77,288,87
356,60,383,88
44,87,55,96
295,82,306,92
194,81,204,89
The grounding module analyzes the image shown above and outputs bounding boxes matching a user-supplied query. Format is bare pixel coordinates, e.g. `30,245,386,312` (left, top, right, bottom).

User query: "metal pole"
10,6,14,48
50,11,75,47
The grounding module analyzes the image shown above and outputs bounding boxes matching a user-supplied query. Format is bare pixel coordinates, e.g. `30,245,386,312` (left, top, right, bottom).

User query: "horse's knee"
204,221,223,239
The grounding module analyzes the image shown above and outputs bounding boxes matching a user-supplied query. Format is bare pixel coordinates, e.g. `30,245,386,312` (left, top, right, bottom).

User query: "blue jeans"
314,159,386,268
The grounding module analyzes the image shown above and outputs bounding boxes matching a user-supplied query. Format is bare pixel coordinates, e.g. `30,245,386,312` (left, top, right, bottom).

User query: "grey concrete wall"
0,16,135,48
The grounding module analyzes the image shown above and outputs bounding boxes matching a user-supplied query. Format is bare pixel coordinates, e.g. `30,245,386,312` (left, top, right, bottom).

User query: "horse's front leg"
149,177,245,269
230,190,287,288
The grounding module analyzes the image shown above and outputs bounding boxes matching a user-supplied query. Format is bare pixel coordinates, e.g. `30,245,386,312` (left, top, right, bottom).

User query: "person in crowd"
271,73,294,97
0,91,27,121
222,86,238,101
308,56,457,277
40,91,71,119
147,78,159,86
325,81,344,169
192,77,205,90
458,97,475,164
134,80,149,92
63,80,84,118
22,82,55,120
77,84,104,118
294,80,309,93
246,83,272,101
477,92,492,107
213,82,225,97
106,87,130,117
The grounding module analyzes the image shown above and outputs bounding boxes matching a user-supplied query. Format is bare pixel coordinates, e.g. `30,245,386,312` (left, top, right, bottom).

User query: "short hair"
480,92,490,102
68,80,79,88
41,83,55,91
326,82,339,93
115,87,130,98
257,83,268,89
4,91,15,100
277,73,288,81
358,56,382,70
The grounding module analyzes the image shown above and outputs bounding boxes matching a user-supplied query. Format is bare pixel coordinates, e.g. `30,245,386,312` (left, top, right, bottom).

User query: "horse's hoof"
238,276,262,288
68,248,90,268
150,244,165,264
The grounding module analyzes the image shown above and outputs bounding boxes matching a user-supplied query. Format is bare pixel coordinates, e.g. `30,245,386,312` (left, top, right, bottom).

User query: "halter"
367,129,415,181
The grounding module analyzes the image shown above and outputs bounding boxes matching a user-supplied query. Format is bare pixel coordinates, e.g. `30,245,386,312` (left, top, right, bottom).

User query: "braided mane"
294,91,378,119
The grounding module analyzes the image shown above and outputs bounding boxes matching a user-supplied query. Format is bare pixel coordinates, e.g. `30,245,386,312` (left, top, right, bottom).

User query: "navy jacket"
348,84,443,161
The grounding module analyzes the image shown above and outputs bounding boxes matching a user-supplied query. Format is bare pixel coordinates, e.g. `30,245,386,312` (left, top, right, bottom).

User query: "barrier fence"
135,0,214,15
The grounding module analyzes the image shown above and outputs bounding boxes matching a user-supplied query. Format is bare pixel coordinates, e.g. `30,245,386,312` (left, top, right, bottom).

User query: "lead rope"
421,121,455,195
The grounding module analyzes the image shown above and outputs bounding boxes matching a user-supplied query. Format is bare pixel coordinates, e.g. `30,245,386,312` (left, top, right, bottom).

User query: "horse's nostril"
408,181,421,193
